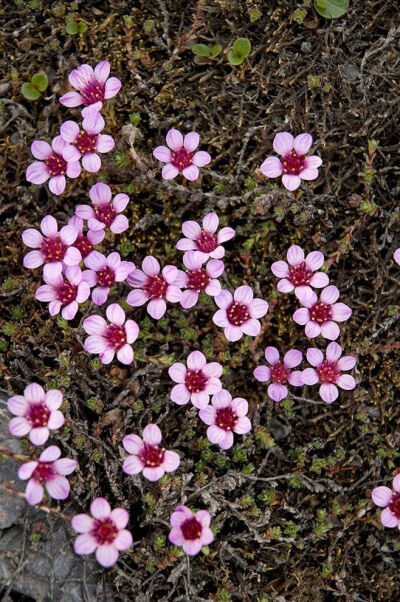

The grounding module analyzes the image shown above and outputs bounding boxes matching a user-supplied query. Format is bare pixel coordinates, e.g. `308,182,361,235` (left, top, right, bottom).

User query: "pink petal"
112,193,130,212
176,238,196,251
309,272,329,288
153,145,172,162
200,527,214,546
215,289,233,309
74,533,97,555
162,163,179,179
305,155,323,168
187,350,206,370
61,301,79,321
24,382,45,402
300,167,319,180
212,309,229,327
76,204,94,220
168,527,184,545
31,140,52,160
260,156,283,178
106,303,125,325
393,475,400,493
219,431,234,450
288,370,303,386
320,285,340,305
90,182,112,204
273,132,294,155
337,356,357,371
114,529,133,551
125,320,139,344
287,245,304,266
196,510,211,528
168,363,186,383
116,344,134,365
231,397,248,417
170,384,190,405
47,410,64,430
293,307,310,325
7,395,28,416
110,508,129,529
182,540,203,556
96,545,120,569
224,325,243,341
202,212,219,233
277,279,294,293
182,220,201,239
46,475,70,500
166,285,182,303
320,321,340,340
122,433,143,454
142,255,160,276
192,151,211,167
217,227,235,243
212,389,232,407
142,424,162,445
202,362,223,378
293,133,313,154
48,175,66,196
94,60,110,83
271,260,289,278
29,426,50,445
25,479,44,505
182,165,199,181
265,346,280,365
306,250,324,271
191,391,210,409
380,508,398,528
163,450,180,472
184,132,200,152
253,365,271,382
82,315,107,335
295,287,317,308
60,91,84,107
111,214,129,234
39,445,61,462
48,300,62,315
207,425,225,444
235,416,252,434
337,374,356,390
123,455,144,475
198,405,216,425
63,246,82,266
394,248,400,266
60,120,79,143
71,514,93,533
234,285,253,304
302,368,319,385
91,497,111,519
207,259,224,279
305,321,321,338
26,161,49,184
54,458,77,475
104,77,122,99
82,111,105,135
22,228,43,248
96,135,115,153
331,303,352,322
99,348,115,364
319,383,339,404
143,466,165,481
306,348,324,367
268,383,288,402
325,342,342,362
205,377,222,395
18,461,38,480
283,349,302,368
147,299,166,319
127,289,148,307
82,153,101,173
166,129,183,151
84,335,108,354
372,486,392,508
282,174,301,191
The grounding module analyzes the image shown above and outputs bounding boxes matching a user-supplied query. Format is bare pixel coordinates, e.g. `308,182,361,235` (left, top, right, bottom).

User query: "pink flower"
60,61,122,111
26,136,81,195
199,389,251,449
176,212,235,261
253,347,303,402
394,249,400,266
372,475,400,529
293,285,352,340
174,252,224,309
22,215,81,271
169,506,214,555
60,112,114,173
122,424,180,482
260,132,322,191
72,497,132,568
302,342,356,403
213,286,269,342
126,256,182,319
8,383,64,445
271,245,329,297
83,303,139,365
168,350,222,409
82,251,134,306
75,182,129,241
67,215,103,260
153,129,211,181
18,445,76,505
35,264,90,320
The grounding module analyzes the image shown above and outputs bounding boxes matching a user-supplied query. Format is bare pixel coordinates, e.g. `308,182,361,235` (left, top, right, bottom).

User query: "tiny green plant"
21,73,48,100
191,43,222,60
227,38,251,65
314,0,349,18
65,20,88,35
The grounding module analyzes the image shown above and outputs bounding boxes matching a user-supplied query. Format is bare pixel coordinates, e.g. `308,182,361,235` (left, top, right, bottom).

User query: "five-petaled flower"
26,136,81,196
22,215,81,271
168,506,214,556
72,497,132,568
168,350,222,409
83,303,139,365
253,347,303,402
260,132,322,191
175,251,224,309
60,112,114,173
293,285,352,340
271,244,329,298
122,424,180,482
67,215,103,259
75,182,129,243
153,129,211,181
18,445,77,505
176,212,235,261
8,382,64,446
60,61,122,112
372,475,400,529
213,286,269,342
301,342,356,403
35,264,90,320
82,251,134,306
199,389,252,449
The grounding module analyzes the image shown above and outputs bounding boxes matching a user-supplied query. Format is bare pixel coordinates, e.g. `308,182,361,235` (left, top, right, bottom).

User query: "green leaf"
21,83,40,100
232,37,251,59
227,51,246,65
31,73,48,91
65,21,79,34
210,44,222,58
192,44,211,57
314,0,348,18
77,22,88,33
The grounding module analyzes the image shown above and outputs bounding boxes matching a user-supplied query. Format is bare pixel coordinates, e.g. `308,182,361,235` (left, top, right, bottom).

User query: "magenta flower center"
227,301,250,326
40,237,67,262
93,203,116,226
181,517,202,541
281,150,306,175
97,266,115,287
56,282,78,305
143,275,168,300
171,147,193,171
316,360,340,384
45,153,68,177
74,130,98,155
288,262,312,287
309,301,332,324
184,369,208,394
104,324,127,350
215,406,238,431
33,461,56,483
195,231,218,253
91,517,118,545
186,268,210,293
270,362,290,384
80,79,105,106
26,401,50,427
389,494,400,520
74,234,93,259
139,443,165,468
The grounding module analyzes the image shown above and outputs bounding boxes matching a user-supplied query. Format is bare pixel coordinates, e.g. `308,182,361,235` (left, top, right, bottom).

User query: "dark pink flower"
213,286,269,342
67,215,103,260
83,303,139,365
253,347,303,402
302,342,356,403
22,215,81,271
372,475,400,529
26,136,81,195
168,350,222,409
199,389,251,449
153,129,211,181
122,424,180,482
18,445,76,505
75,182,129,241
394,249,400,266
35,264,90,320
126,256,182,319
82,251,134,306
174,252,224,309
60,112,114,173
169,506,214,556
72,497,132,568
176,212,235,261
293,285,352,340
8,383,64,445
260,132,322,191
271,244,329,297
60,61,122,111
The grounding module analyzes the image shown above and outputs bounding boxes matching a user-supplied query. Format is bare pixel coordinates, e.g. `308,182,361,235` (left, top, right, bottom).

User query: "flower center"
186,268,210,293
215,406,238,431
56,282,78,304
316,360,340,384
170,147,193,171
91,517,118,545
33,462,56,483
139,443,165,468
97,266,115,288
104,323,126,350
94,203,116,226
184,369,208,394
45,153,67,177
309,301,332,324
143,275,168,300
226,301,250,326
80,79,105,106
389,493,400,520
40,237,67,262
74,130,98,155
74,234,93,259
281,150,306,175
26,401,50,427
288,262,312,287
181,517,202,541
195,231,218,253
270,362,290,384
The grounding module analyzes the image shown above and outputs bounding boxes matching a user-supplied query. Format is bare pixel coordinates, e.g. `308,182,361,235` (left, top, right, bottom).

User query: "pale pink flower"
60,61,122,112
168,350,222,409
82,251,134,306
122,424,180,482
18,445,76,505
260,132,322,191
394,249,400,266
213,286,269,342
174,252,224,309
153,129,211,181
293,285,352,340
75,182,129,241
22,215,81,271
176,212,235,261
126,256,182,319
67,215,103,260
302,342,356,403
60,112,114,173
199,389,251,449
169,506,214,556
83,303,139,365
26,136,81,196
72,497,132,568
35,264,90,320
372,475,400,529
8,383,64,446
253,347,303,402
271,244,329,297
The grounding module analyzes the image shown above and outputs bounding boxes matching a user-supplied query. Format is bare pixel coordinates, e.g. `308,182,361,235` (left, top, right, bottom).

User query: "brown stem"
0,481,72,521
